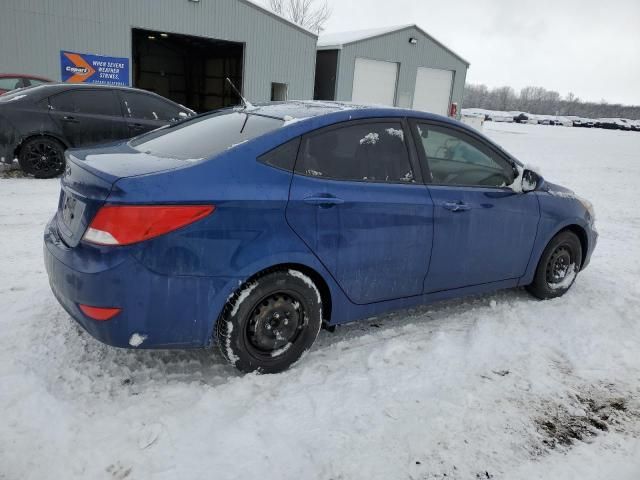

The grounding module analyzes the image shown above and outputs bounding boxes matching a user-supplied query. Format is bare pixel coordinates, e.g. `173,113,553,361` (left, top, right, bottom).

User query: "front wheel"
18,136,66,179
526,231,583,300
217,270,323,373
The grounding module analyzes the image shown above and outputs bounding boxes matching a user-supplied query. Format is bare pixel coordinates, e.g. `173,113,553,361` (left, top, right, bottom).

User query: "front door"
411,120,540,292
286,119,434,305
118,91,187,137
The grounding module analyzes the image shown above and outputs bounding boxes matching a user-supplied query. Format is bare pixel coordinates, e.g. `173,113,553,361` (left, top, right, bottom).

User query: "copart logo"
65,66,89,75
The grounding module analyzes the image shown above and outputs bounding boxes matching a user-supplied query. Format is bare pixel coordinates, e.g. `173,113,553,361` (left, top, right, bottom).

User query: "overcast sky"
279,0,640,105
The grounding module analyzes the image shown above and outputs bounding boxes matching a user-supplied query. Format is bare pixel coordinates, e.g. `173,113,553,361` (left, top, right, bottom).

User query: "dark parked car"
513,113,529,124
0,73,52,94
44,101,597,373
0,84,194,177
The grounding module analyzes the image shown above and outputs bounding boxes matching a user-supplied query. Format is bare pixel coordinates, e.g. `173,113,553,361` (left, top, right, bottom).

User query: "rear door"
286,119,434,304
48,89,128,147
118,91,188,137
351,58,398,106
411,120,540,292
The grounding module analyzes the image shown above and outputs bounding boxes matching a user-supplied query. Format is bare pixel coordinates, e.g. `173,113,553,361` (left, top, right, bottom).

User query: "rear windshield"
129,111,284,161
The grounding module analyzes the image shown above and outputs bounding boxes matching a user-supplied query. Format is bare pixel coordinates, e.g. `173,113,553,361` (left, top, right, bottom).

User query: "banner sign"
60,51,129,86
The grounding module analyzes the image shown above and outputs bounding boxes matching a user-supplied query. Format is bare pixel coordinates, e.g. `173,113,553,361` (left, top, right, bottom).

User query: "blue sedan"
44,101,597,373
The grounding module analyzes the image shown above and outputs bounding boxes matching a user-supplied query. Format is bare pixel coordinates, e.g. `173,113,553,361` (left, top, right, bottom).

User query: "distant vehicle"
596,118,629,130
513,113,529,124
0,73,52,94
44,101,598,373
0,84,195,177
618,119,637,132
572,118,595,128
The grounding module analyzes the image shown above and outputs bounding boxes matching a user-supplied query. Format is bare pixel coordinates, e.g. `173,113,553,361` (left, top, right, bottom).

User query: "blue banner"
60,51,129,86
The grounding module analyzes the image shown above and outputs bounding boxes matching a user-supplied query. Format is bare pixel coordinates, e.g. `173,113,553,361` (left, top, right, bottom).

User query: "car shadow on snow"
47,286,533,392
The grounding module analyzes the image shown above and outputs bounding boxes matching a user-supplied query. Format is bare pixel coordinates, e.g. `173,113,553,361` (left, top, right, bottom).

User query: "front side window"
121,92,183,121
50,90,121,116
295,122,414,183
415,123,515,187
130,111,283,161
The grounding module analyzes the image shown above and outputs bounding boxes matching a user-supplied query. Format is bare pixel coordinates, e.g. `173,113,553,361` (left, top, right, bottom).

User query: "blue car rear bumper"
44,217,239,349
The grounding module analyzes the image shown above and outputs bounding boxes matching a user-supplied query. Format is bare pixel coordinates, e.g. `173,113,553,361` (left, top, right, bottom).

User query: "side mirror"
522,169,541,193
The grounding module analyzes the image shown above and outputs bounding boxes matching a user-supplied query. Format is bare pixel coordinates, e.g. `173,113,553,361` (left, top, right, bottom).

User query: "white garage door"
413,67,454,115
351,58,398,106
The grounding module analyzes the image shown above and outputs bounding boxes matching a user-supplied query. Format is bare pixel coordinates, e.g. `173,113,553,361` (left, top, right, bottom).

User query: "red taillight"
83,205,215,246
79,304,122,321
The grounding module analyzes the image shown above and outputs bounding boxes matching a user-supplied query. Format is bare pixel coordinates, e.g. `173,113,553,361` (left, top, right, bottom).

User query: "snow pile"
359,132,380,145
1,123,640,479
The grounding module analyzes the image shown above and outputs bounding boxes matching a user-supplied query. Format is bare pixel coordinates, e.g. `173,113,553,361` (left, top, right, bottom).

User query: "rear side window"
0,77,24,90
130,111,283,161
26,78,49,87
121,92,183,121
50,90,121,116
258,138,300,171
295,122,414,183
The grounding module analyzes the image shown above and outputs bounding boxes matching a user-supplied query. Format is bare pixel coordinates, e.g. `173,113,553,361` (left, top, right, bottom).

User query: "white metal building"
314,25,469,115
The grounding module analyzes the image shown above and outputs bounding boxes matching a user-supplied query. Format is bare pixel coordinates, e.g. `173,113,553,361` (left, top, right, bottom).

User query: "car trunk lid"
56,145,186,247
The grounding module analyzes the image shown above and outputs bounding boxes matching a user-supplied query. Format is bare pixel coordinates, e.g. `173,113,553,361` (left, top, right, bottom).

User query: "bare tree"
269,0,332,33
463,83,640,119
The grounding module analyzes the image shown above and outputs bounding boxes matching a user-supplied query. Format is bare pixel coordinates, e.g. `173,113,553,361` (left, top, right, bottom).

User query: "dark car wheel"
217,270,323,373
18,137,66,179
526,231,583,300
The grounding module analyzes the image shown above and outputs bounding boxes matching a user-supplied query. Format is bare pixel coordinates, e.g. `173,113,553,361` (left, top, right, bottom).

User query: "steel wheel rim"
245,291,306,356
546,245,573,284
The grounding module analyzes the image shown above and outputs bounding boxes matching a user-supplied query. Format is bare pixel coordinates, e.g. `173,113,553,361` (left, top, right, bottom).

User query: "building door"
351,58,398,106
413,67,454,115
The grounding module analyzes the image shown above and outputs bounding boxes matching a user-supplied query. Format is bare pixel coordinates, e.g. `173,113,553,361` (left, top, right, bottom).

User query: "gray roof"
318,24,469,65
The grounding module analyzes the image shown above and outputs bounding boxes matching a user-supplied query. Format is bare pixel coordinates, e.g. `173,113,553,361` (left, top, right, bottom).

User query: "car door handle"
63,115,79,123
128,123,145,130
303,195,344,208
442,201,471,212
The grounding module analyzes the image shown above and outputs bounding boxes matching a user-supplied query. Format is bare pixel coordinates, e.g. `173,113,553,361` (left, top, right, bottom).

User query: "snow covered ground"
1,123,640,479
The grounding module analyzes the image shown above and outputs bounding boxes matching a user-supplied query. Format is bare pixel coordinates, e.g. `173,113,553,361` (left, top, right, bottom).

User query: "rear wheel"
18,137,66,179
217,270,323,373
526,231,583,299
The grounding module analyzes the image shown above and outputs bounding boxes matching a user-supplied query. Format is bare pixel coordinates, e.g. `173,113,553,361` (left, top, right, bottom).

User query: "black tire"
526,231,583,300
18,137,66,179
217,270,323,374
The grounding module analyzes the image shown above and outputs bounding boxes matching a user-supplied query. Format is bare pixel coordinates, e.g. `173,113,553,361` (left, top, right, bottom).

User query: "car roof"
245,100,453,123
0,82,184,105
0,73,52,80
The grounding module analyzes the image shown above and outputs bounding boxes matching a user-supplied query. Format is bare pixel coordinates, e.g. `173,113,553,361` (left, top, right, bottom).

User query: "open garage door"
351,58,398,106
413,67,453,115
132,29,243,113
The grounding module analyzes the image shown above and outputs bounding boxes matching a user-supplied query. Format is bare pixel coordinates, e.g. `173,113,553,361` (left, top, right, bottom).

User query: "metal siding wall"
334,26,468,109
0,0,316,102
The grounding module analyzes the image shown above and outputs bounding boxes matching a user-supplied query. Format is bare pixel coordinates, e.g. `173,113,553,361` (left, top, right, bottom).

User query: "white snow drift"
1,122,639,479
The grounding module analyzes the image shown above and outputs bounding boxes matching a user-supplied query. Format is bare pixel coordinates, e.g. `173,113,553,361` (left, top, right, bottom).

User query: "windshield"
129,111,284,161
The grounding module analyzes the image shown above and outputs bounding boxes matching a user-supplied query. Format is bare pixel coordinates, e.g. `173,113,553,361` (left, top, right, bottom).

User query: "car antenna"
226,77,254,110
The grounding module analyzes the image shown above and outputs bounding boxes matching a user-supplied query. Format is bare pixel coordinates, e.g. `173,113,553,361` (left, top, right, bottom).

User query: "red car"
0,74,53,94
